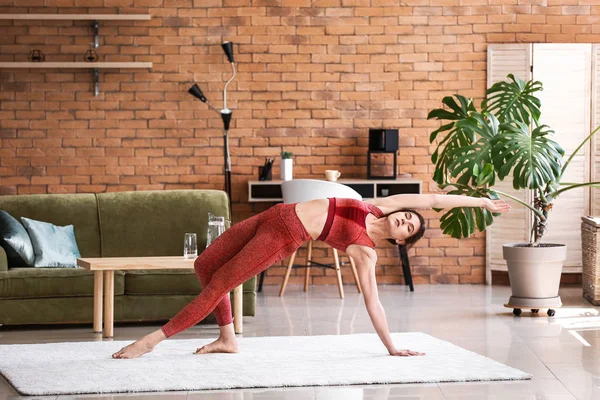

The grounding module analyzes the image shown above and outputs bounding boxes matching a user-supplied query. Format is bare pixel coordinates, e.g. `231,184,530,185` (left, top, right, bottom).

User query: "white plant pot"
502,243,566,310
280,158,293,181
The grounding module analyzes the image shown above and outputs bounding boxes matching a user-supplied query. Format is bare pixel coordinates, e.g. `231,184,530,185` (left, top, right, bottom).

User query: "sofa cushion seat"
124,270,256,295
0,268,125,299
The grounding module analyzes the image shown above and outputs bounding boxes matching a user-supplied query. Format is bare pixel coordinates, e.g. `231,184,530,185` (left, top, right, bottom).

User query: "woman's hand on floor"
389,348,425,357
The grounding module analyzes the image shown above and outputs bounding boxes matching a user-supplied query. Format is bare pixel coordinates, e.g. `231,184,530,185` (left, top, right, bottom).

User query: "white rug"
0,333,531,395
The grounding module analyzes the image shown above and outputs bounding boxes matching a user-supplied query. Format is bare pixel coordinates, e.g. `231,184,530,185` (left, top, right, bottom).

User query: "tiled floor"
0,284,598,399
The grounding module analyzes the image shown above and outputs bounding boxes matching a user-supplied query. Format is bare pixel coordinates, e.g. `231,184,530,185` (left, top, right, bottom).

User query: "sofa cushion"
21,217,81,268
0,194,101,263
0,268,125,299
124,270,256,295
0,292,256,325
96,190,230,257
0,246,8,273
0,210,34,267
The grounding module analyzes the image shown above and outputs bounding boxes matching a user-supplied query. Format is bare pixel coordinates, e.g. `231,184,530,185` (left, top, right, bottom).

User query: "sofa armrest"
0,246,8,272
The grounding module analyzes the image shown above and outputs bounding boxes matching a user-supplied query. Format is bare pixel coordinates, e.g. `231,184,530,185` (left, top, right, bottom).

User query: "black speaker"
369,129,398,152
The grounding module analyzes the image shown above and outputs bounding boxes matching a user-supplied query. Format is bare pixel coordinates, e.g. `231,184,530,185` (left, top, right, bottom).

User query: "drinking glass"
206,213,232,248
183,233,197,259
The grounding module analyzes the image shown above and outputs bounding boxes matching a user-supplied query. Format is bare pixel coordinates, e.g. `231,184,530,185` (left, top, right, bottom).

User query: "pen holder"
259,166,272,181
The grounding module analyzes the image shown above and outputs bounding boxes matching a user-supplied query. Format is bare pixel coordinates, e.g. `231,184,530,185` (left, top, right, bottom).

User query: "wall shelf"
0,62,152,68
0,14,151,20
1,14,152,96
0,62,152,95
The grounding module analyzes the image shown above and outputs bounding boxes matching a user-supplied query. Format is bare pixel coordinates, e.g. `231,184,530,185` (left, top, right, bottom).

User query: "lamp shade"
221,109,232,131
222,41,235,63
188,84,207,102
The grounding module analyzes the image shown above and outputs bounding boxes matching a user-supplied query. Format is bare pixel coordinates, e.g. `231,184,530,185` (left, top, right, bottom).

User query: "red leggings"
161,203,311,338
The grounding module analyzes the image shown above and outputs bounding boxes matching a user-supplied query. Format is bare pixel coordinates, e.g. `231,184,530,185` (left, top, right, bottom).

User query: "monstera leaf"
483,74,542,125
445,112,501,186
436,183,501,239
428,95,478,185
492,121,564,190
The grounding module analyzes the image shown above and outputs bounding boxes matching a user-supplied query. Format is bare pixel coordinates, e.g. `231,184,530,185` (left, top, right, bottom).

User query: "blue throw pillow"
0,210,35,267
20,217,81,268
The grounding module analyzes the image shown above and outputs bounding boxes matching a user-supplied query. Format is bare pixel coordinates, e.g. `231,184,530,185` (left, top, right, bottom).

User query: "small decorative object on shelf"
259,158,273,181
280,150,293,181
367,128,399,180
28,49,44,62
84,48,99,62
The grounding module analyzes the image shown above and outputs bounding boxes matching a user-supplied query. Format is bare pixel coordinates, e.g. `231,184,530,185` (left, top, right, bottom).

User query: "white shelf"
0,14,151,20
248,178,422,202
0,62,152,68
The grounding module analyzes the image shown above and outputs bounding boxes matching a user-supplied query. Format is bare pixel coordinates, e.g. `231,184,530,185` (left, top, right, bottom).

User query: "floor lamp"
188,42,236,216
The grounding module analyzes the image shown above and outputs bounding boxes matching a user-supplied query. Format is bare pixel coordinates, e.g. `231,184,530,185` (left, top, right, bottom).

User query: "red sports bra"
317,197,385,252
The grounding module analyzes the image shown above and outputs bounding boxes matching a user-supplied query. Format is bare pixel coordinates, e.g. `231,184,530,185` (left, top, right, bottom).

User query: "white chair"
278,179,363,299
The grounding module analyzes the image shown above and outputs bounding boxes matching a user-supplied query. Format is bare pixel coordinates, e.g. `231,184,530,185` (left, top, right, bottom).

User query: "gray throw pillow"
0,210,35,267
20,217,81,268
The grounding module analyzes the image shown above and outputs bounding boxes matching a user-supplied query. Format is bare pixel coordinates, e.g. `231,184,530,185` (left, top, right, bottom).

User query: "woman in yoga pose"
112,193,509,359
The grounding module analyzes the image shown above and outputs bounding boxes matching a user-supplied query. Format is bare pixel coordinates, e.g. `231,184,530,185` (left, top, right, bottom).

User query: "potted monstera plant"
428,74,600,317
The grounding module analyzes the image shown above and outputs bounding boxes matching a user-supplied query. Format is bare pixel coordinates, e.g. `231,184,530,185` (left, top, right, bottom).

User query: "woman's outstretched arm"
433,194,484,209
368,193,509,214
349,246,424,357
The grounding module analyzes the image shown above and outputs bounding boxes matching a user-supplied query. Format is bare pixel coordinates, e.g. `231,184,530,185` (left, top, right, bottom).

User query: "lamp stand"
223,128,232,217
188,42,236,218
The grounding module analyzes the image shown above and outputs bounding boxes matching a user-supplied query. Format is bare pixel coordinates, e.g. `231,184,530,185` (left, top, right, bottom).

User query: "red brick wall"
2,0,589,286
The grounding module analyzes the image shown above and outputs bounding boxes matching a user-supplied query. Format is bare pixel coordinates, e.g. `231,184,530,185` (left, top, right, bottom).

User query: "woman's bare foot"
112,329,166,359
194,337,238,355
112,339,154,359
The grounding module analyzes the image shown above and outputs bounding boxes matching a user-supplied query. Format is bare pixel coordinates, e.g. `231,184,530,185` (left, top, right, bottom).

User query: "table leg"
233,284,243,334
93,271,103,333
103,270,114,338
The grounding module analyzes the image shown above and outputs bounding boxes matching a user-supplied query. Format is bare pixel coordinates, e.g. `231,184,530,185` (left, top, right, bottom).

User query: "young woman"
112,193,509,359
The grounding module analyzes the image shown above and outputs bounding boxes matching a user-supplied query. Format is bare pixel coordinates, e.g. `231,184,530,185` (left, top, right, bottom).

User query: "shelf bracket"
93,68,99,96
92,20,99,48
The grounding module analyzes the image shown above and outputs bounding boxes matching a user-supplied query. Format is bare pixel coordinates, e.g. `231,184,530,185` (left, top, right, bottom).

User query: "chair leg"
258,270,265,292
399,246,414,292
304,240,313,292
279,249,298,297
348,255,362,293
332,248,344,299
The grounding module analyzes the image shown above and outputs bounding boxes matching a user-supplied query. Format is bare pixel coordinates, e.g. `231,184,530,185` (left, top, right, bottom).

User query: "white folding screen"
486,43,594,282
532,44,591,272
591,45,600,216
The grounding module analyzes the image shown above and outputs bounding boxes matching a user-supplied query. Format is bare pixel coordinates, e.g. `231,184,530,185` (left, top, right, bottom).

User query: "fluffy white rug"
0,333,530,395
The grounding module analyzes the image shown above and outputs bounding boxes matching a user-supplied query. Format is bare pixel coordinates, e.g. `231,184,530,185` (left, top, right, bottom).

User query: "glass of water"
206,213,231,248
184,233,197,259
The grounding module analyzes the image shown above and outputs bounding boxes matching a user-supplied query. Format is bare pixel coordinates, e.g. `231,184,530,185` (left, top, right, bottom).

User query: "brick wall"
1,0,588,286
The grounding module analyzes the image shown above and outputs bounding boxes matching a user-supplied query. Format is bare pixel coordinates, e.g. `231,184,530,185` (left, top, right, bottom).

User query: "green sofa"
0,189,256,326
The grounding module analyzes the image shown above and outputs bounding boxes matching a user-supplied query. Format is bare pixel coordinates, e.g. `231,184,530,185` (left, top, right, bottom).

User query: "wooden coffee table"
77,256,243,338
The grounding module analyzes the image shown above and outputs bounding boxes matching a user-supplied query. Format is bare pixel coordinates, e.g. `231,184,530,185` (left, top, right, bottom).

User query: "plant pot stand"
504,295,562,317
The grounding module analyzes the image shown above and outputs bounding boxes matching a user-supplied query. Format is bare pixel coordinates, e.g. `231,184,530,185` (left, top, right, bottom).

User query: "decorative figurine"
84,48,99,62
28,49,45,62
